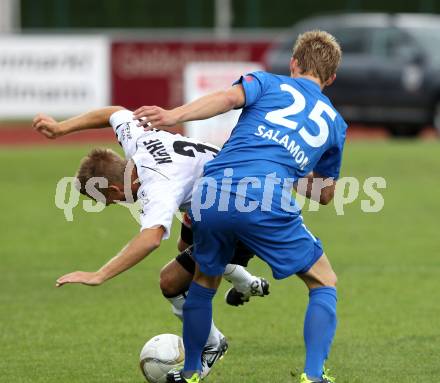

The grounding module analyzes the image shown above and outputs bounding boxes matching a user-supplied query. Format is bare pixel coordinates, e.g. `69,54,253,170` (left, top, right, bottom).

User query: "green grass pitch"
1,141,439,382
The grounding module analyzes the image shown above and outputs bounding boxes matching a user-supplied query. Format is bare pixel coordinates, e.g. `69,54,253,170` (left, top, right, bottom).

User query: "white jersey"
109,109,219,239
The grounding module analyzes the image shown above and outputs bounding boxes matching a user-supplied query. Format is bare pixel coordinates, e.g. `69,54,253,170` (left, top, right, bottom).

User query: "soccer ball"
139,334,185,383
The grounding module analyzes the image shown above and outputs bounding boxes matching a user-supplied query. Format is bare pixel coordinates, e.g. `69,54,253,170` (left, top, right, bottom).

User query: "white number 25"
265,84,337,148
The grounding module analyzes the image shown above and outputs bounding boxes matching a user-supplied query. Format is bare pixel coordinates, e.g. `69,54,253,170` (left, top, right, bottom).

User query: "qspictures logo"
54,161,386,224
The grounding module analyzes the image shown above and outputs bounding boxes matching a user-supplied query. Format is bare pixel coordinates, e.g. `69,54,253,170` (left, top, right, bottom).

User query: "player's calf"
160,257,227,379
299,253,338,382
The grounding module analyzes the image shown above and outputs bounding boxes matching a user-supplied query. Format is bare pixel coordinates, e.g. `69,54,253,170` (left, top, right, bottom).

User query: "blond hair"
292,30,342,83
75,148,127,196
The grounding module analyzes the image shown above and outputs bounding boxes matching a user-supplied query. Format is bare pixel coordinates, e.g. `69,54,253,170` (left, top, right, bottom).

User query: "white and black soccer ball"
139,334,185,383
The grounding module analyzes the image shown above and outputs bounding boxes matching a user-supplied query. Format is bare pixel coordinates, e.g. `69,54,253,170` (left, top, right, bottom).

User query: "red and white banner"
183,61,263,145
111,40,271,110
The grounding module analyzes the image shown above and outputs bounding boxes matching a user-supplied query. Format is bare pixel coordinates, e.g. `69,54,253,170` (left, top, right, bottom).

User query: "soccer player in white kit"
33,106,269,378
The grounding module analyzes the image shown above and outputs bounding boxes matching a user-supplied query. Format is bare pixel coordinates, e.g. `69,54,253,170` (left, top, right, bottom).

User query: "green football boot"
166,370,200,383
322,366,336,382
300,367,336,383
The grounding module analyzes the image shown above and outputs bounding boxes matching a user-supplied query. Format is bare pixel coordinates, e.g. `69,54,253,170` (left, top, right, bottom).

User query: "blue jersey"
204,71,347,183
191,72,348,279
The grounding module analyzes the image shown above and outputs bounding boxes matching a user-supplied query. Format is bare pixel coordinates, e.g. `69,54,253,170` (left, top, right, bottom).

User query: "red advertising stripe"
111,40,272,110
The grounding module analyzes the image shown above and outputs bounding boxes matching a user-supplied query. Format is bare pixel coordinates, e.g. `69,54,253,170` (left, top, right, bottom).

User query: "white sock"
167,294,186,321
223,264,257,293
167,294,223,347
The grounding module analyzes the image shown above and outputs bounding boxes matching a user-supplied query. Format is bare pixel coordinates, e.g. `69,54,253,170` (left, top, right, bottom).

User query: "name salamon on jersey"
143,139,173,165
254,125,310,170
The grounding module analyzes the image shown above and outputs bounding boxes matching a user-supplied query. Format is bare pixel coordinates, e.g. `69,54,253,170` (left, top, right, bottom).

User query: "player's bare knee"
299,266,337,289
326,270,338,287
312,253,337,288
159,267,177,297
317,269,338,288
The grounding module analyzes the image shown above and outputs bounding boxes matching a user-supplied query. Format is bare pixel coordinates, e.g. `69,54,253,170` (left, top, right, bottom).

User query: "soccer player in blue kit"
135,30,347,383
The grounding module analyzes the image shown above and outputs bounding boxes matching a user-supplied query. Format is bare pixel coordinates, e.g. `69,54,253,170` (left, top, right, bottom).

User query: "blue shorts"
190,190,323,280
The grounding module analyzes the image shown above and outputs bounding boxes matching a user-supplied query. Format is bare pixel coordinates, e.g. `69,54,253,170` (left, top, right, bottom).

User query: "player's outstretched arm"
295,172,337,205
33,106,125,139
133,85,246,129
55,227,164,287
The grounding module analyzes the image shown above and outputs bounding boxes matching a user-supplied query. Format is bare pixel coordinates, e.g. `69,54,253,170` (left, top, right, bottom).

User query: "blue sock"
182,281,217,374
303,287,338,379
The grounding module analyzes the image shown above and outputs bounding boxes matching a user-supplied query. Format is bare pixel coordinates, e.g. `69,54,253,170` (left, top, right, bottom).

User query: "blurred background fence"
18,0,440,29
0,0,439,140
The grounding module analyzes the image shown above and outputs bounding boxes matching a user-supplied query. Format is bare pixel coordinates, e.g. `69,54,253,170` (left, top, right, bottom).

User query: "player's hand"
56,271,104,287
32,113,64,139
133,106,178,130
